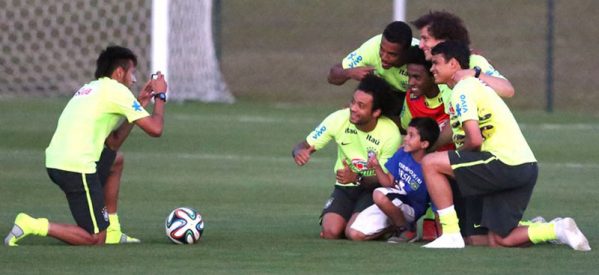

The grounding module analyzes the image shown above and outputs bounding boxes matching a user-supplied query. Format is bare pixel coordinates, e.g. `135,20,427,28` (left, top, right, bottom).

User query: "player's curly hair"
356,75,398,118
411,11,470,46
94,45,138,79
409,117,440,150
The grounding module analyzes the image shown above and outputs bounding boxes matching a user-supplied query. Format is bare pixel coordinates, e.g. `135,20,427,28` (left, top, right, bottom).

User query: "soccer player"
412,11,516,244
347,117,439,242
411,11,515,100
327,21,416,119
400,45,455,241
4,46,168,246
292,75,401,240
421,41,590,251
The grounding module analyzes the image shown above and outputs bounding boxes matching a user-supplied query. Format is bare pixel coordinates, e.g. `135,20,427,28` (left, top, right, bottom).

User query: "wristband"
154,93,167,102
473,66,482,78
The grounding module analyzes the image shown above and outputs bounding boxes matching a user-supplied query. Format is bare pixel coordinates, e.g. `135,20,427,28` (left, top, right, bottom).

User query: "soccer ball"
165,207,204,244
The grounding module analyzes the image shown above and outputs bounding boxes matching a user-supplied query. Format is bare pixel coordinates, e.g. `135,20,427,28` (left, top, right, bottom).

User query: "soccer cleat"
4,213,37,246
554,217,591,251
387,228,418,243
422,233,465,248
105,230,141,244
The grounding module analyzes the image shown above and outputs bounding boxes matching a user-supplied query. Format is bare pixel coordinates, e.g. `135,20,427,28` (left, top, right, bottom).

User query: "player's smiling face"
349,90,377,126
407,64,435,97
430,54,453,85
379,37,404,69
419,26,444,61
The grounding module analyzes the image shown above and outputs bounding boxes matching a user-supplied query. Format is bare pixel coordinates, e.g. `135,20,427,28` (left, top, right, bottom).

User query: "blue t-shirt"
384,147,430,219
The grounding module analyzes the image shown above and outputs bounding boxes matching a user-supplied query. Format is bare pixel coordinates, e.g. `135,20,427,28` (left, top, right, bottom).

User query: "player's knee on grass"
321,213,347,239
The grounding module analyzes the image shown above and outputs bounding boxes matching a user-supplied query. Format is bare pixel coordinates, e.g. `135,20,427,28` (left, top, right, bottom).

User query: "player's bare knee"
373,189,387,204
112,152,124,172
321,226,344,239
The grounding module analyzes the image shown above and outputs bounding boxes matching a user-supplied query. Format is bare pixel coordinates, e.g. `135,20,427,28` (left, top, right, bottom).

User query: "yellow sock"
437,206,460,234
108,213,121,231
37,218,49,237
528,223,557,244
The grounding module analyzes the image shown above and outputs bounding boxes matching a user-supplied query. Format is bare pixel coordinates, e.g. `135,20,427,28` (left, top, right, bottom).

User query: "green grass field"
1,98,597,274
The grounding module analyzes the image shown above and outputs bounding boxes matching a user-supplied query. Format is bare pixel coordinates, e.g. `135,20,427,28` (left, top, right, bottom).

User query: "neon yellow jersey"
448,77,536,165
440,54,505,114
306,108,401,186
46,77,150,173
342,35,419,93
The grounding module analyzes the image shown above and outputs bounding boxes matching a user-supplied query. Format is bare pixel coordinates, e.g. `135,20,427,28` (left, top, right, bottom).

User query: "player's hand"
336,159,358,184
367,152,379,169
293,145,314,166
347,67,375,81
151,71,168,93
138,80,153,107
453,69,475,82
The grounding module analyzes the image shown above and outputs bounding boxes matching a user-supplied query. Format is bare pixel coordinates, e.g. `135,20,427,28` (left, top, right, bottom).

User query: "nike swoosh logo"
341,142,351,145
473,224,481,228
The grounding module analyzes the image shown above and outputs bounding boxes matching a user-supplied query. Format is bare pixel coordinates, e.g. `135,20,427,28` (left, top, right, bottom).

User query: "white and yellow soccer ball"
165,207,205,244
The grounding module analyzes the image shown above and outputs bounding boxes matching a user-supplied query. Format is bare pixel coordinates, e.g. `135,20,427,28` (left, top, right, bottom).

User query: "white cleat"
555,217,591,252
422,233,465,249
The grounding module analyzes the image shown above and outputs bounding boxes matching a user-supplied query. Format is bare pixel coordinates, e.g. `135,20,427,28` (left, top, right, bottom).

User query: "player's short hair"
404,46,432,75
408,117,440,150
382,21,413,49
431,41,470,69
411,11,470,46
94,45,138,79
356,75,397,117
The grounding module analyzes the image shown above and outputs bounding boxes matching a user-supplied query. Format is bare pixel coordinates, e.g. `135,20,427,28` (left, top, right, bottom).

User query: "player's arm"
134,73,168,137
327,63,375,85
453,68,514,98
292,141,316,166
459,120,483,151
478,73,515,98
430,122,452,151
105,80,154,150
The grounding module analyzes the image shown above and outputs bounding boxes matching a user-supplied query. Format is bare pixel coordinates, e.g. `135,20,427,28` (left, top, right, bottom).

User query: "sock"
437,205,460,234
37,218,49,237
527,222,557,244
108,213,121,231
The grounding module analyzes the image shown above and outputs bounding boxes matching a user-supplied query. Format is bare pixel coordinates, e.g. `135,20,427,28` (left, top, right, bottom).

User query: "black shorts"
47,168,110,234
320,185,374,222
96,146,117,187
451,181,488,237
449,151,538,237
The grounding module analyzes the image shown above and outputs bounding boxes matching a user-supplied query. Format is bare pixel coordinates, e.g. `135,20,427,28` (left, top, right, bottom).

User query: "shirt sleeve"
305,109,345,151
108,84,150,123
452,79,479,123
377,127,402,173
470,54,505,79
341,35,381,69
